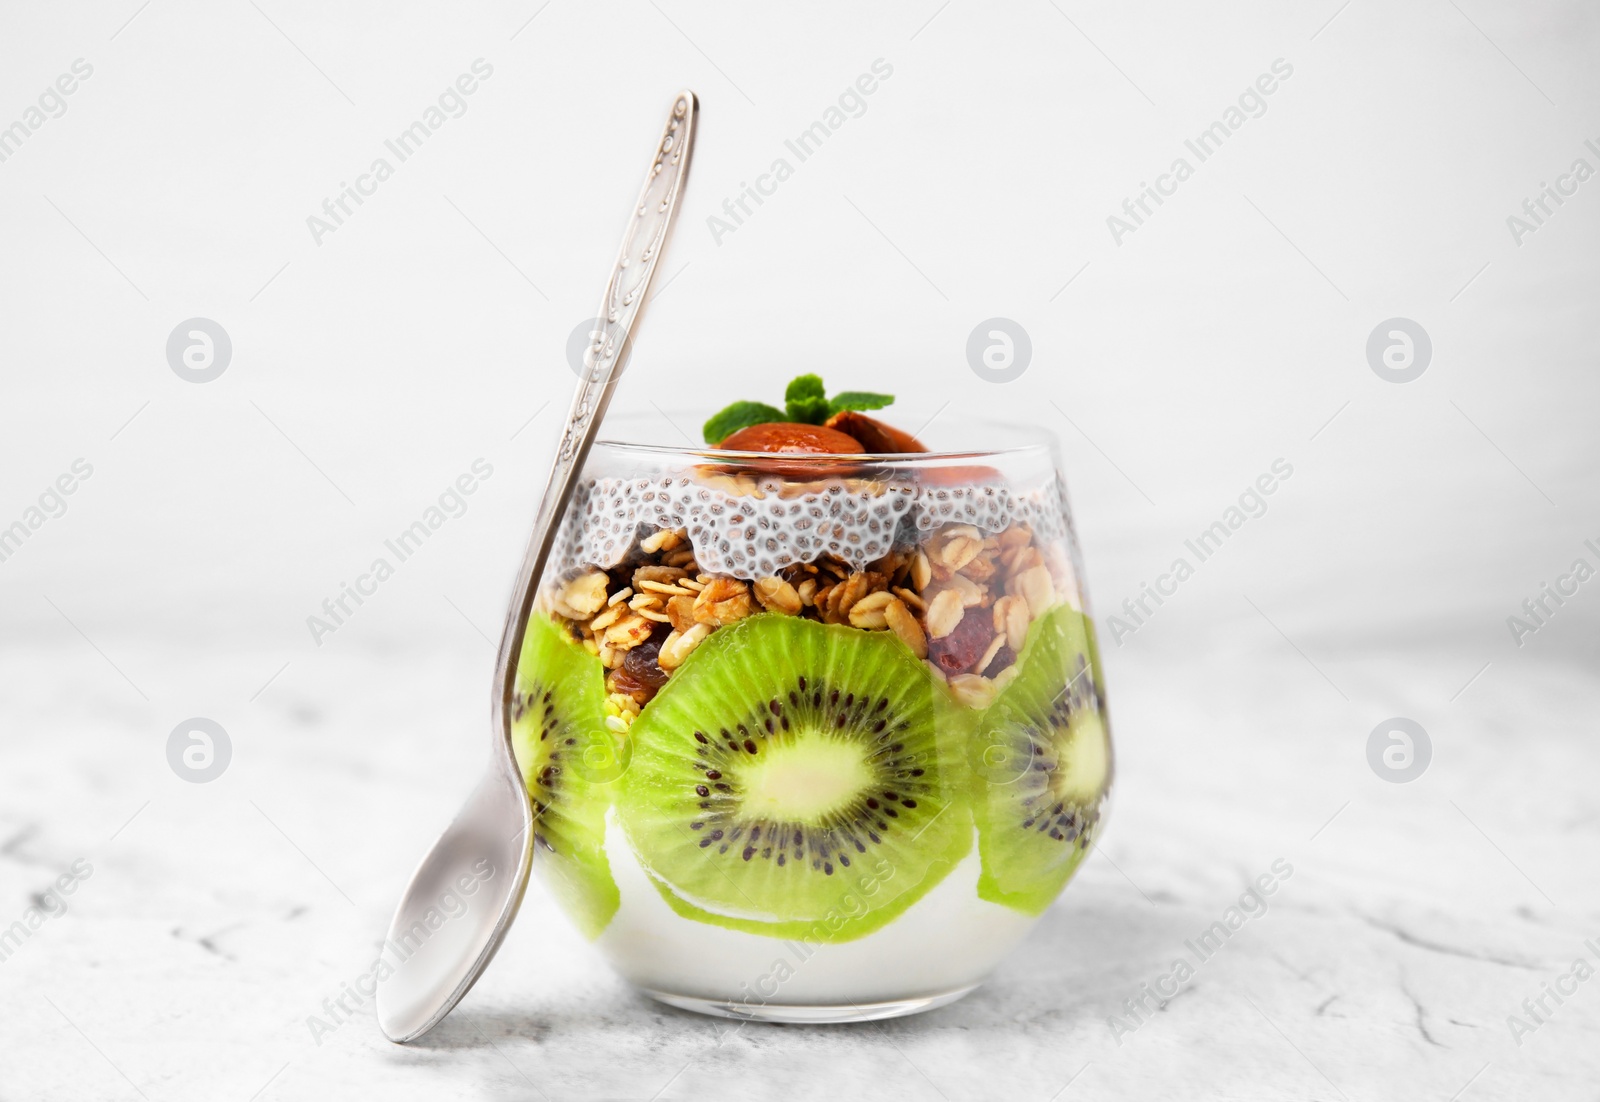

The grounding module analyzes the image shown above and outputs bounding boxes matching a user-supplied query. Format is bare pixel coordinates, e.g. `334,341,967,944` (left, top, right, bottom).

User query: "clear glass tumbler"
509,425,1112,1022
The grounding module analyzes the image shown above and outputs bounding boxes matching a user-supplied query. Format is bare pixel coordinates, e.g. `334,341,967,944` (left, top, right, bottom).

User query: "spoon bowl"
375,764,531,1042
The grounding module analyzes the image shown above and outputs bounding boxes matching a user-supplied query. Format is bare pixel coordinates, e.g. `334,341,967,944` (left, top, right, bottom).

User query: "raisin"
615,623,672,700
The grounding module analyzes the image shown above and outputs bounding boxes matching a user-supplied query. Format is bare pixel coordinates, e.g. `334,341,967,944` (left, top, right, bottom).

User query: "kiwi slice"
511,613,621,939
971,605,1112,915
618,613,971,942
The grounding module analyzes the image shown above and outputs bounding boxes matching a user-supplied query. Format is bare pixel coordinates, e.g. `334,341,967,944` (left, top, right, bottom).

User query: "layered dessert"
510,377,1112,1018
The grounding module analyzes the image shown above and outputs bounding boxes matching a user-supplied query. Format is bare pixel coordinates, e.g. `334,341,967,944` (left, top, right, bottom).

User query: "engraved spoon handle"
492,91,698,736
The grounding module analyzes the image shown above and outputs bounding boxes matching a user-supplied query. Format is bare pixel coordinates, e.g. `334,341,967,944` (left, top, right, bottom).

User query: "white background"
2,1,1597,1099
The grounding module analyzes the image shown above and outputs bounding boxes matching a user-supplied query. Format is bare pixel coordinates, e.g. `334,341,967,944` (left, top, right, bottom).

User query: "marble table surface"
2,636,1596,1101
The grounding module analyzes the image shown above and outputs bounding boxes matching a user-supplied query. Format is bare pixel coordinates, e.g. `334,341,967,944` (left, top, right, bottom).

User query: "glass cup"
509,421,1112,1022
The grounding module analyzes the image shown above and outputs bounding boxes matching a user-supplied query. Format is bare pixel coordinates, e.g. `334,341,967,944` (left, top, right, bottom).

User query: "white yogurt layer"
591,812,1038,1006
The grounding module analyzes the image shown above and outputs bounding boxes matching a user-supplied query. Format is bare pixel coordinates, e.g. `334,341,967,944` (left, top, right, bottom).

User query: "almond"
712,422,867,480
822,410,927,453
717,422,864,453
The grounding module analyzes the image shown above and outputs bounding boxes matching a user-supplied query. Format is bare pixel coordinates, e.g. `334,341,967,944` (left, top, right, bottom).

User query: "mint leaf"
787,396,830,424
785,374,826,403
704,379,893,442
784,374,829,423
828,391,894,415
703,401,785,445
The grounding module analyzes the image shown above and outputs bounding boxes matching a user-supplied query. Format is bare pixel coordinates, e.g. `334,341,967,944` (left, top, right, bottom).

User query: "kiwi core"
1053,715,1109,806
740,737,873,822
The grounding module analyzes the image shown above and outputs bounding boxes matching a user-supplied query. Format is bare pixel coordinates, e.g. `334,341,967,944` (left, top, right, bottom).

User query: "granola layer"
538,512,1082,736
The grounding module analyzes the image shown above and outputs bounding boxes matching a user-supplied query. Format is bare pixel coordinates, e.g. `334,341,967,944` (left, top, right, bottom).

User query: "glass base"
638,984,979,1023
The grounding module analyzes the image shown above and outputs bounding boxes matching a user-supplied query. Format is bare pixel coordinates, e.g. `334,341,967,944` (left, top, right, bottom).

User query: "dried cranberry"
929,607,994,675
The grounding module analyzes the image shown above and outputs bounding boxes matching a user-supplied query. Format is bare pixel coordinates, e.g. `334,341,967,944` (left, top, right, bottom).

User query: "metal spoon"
377,90,698,1044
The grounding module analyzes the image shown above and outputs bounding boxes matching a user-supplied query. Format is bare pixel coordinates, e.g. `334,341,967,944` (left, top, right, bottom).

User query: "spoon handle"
377,91,697,1045
493,91,698,739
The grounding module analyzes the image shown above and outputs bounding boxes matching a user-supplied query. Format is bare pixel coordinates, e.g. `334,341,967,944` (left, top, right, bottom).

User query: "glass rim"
592,420,1058,464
